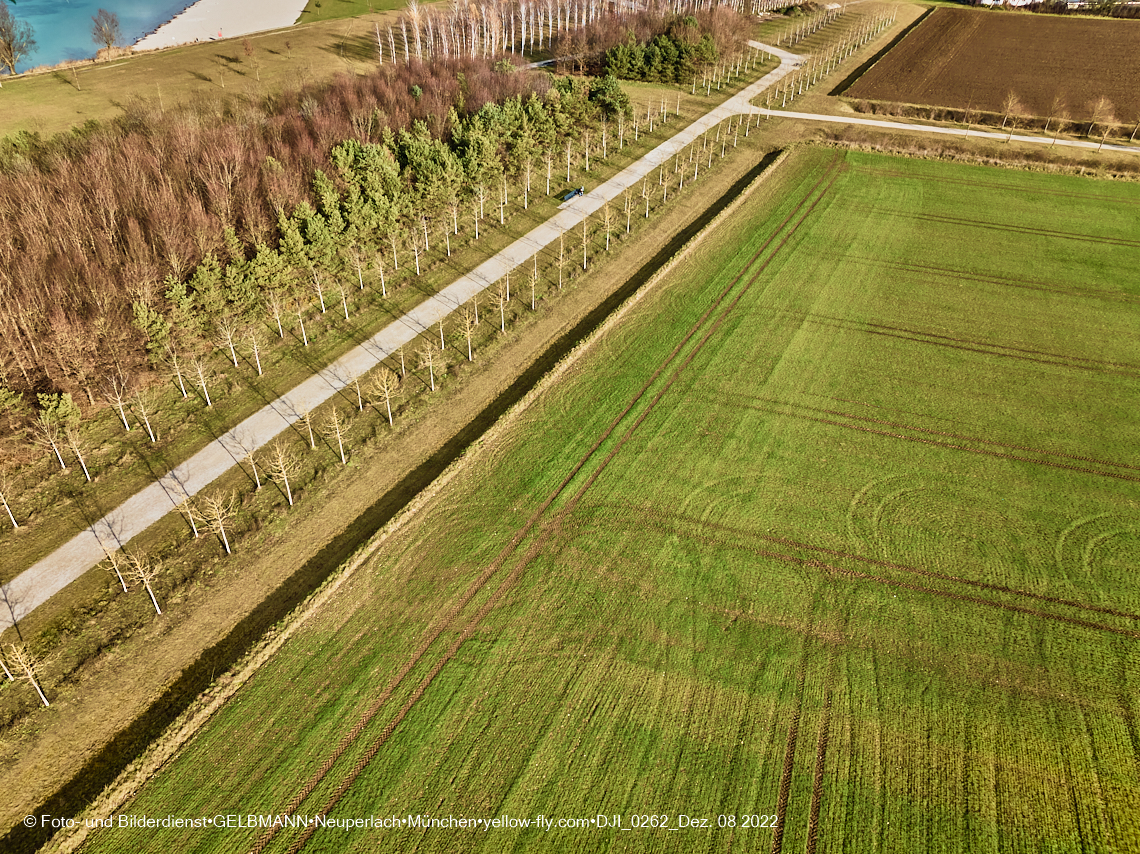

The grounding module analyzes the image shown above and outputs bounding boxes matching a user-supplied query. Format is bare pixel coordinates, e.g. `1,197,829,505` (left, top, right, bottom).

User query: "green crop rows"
78,148,1140,853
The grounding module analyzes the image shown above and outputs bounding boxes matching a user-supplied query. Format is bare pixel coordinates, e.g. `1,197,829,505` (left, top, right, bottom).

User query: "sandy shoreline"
134,0,310,51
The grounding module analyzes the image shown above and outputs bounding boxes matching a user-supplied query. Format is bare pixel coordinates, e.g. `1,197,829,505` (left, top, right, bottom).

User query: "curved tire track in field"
257,154,844,854
621,519,1140,640
726,394,1140,473
576,503,1140,624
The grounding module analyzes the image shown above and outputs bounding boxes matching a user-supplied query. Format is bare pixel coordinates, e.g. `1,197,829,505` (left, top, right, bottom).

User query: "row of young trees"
0,58,617,418
764,9,897,109
1,98,760,712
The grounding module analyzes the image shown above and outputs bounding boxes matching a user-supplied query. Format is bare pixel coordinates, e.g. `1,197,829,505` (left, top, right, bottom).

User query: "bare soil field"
845,8,1140,124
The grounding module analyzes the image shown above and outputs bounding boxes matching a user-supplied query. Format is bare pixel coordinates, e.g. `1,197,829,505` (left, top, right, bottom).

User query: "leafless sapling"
321,406,350,464
166,343,189,398
198,490,237,555
103,370,132,431
601,202,615,251
529,256,539,310
297,407,317,449
496,278,510,332
266,292,286,338
418,345,441,391
216,317,241,366
368,367,400,425
64,424,92,482
31,414,68,471
0,466,19,530
311,269,328,313
99,542,129,593
128,549,164,614
7,644,49,707
459,305,478,361
191,357,213,406
266,439,299,505
246,327,265,376
133,390,158,442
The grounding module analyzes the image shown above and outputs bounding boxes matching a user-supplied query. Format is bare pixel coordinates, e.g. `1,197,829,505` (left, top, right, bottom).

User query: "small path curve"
2,48,802,628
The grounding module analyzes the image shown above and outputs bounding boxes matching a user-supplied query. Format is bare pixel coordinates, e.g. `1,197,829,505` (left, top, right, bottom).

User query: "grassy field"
65,146,1140,853
0,8,406,139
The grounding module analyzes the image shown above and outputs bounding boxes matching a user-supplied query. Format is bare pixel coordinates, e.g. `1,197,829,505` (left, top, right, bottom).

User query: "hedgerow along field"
845,8,1140,128
74,147,1140,854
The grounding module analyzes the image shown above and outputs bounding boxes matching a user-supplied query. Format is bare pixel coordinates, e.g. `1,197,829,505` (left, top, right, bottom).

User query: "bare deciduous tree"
266,292,286,338
191,357,213,406
31,415,67,471
601,201,615,251
0,466,19,530
103,370,132,431
321,406,349,464
134,390,157,443
166,344,189,398
368,367,400,425
198,490,237,555
459,304,478,361
91,9,121,51
266,439,299,505
495,278,510,332
418,345,441,391
246,327,265,376
128,549,163,614
64,424,92,482
100,545,129,593
7,644,49,707
294,406,317,449
216,317,241,367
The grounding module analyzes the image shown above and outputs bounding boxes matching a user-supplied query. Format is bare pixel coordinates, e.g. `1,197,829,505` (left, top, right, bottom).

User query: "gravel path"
1,48,802,629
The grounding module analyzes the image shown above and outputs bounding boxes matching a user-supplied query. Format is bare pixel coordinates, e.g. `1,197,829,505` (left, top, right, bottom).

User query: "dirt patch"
845,9,1140,124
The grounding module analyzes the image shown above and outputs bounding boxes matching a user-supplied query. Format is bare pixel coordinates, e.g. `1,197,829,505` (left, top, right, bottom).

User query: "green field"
73,147,1140,854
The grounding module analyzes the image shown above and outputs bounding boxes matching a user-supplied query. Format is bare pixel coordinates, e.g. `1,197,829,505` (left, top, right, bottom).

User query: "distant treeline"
551,7,751,76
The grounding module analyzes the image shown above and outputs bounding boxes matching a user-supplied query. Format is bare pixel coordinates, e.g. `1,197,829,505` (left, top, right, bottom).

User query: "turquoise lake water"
7,0,194,69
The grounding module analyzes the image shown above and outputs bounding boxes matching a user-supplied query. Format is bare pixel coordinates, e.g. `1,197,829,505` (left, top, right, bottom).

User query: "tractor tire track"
262,156,845,854
726,393,1140,473
860,207,1140,248
770,640,810,854
735,400,1140,484
575,503,1140,624
828,252,1140,307
792,313,1140,377
805,650,837,854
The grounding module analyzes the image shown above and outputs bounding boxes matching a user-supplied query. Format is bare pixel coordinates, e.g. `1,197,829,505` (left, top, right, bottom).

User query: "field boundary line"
252,145,814,853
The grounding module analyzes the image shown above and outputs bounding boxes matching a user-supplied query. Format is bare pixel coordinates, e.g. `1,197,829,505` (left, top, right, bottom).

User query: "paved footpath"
2,48,803,629
11,43,1137,628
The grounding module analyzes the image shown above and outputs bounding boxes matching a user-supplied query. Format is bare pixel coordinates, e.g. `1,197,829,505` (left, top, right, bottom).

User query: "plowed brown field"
846,8,1140,123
